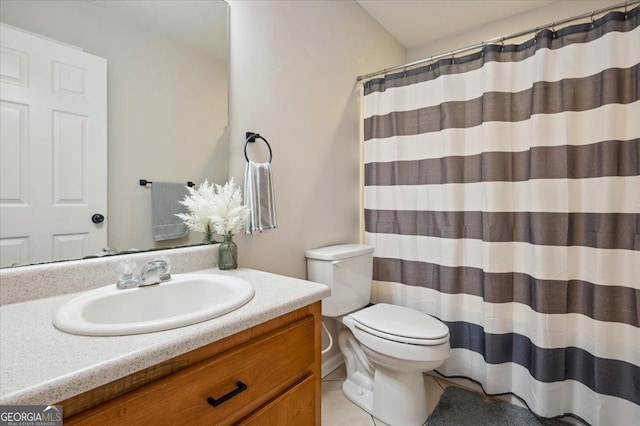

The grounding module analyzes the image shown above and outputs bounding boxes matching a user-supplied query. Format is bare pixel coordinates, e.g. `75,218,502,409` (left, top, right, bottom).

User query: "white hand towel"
244,160,277,234
151,182,189,241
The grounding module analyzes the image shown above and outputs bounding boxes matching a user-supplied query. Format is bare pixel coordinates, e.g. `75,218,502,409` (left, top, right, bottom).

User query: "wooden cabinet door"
238,375,316,425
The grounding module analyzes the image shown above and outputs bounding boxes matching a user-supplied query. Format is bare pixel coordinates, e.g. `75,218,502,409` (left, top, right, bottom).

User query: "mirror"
0,0,229,268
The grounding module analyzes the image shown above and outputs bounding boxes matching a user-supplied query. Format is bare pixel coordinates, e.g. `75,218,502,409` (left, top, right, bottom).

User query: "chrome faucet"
138,259,171,286
116,257,171,289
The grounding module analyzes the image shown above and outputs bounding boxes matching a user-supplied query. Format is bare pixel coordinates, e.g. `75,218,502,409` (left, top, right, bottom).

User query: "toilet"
306,244,450,426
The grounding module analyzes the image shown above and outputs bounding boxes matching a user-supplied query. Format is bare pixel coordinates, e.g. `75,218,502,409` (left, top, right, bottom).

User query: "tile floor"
321,364,459,426
321,365,583,426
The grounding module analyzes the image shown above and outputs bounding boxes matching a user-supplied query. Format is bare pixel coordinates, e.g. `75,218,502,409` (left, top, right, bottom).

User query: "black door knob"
91,214,105,224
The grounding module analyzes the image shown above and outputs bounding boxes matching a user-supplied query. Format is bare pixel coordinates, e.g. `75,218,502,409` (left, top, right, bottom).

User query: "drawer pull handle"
207,381,248,407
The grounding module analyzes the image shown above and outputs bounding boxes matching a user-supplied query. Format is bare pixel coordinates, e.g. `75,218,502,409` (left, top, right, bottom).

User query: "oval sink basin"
53,273,254,336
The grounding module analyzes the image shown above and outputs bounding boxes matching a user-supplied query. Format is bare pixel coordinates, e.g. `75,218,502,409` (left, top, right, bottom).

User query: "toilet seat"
349,303,449,346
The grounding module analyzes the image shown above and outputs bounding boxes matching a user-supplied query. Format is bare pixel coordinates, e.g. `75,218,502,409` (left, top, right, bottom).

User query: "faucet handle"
155,256,171,281
117,260,139,289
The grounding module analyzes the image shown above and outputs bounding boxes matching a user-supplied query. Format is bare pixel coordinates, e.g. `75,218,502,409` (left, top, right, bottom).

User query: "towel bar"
140,179,195,187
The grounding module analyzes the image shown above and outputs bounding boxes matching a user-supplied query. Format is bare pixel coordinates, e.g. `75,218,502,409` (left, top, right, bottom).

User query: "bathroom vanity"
63,303,320,425
0,256,330,425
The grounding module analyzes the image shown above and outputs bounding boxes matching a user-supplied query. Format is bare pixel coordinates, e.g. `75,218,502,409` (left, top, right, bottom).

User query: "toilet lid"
350,303,449,343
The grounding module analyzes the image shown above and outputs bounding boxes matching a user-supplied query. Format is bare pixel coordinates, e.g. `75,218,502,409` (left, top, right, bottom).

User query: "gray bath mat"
426,386,567,425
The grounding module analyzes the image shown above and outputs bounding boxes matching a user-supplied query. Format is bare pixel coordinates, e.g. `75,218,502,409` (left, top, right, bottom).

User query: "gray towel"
244,160,277,234
151,182,189,241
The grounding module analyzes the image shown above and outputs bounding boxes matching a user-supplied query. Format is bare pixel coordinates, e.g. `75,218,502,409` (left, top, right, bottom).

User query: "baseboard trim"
322,353,344,378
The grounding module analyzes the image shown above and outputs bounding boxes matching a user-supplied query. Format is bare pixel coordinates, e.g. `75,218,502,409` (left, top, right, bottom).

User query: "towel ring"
244,132,273,163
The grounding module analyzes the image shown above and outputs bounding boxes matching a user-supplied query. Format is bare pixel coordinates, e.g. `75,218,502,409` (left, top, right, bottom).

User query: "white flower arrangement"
176,178,250,238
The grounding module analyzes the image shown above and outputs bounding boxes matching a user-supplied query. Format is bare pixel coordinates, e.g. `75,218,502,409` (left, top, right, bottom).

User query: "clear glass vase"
218,233,238,270
202,224,214,245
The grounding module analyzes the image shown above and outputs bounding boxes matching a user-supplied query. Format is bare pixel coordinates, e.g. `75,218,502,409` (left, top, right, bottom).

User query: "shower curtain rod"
356,0,638,82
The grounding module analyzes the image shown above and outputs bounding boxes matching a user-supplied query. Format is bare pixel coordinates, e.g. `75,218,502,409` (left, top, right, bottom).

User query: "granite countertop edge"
0,267,330,406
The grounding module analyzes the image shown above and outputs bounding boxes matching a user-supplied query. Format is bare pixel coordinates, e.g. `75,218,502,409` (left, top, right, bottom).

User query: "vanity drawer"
66,316,315,425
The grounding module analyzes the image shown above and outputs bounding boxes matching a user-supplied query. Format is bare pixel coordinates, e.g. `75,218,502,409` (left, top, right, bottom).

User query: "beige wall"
0,0,228,254
407,0,620,61
228,0,405,279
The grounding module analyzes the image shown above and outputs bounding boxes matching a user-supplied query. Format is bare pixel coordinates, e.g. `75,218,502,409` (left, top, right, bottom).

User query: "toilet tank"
305,244,374,317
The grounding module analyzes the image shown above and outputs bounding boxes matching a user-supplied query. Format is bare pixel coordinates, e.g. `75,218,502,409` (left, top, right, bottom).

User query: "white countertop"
0,267,330,405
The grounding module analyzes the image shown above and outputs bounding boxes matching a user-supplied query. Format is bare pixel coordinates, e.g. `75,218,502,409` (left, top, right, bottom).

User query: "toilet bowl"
340,303,450,425
306,244,451,426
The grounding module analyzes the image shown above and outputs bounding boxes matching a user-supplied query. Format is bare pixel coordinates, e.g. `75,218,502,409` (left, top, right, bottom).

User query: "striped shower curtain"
363,7,639,426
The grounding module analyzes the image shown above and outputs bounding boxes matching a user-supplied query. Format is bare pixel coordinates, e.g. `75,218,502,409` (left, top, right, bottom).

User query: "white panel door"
0,25,107,267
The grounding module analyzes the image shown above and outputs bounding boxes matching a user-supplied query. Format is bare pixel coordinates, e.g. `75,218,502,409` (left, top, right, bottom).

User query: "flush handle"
331,260,342,267
207,381,247,407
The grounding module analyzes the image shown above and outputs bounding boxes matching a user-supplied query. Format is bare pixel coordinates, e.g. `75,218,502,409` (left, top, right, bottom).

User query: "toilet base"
342,378,373,416
371,367,428,426
342,366,429,426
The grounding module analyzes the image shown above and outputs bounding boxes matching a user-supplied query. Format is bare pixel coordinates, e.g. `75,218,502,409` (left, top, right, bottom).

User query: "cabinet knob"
207,381,248,407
